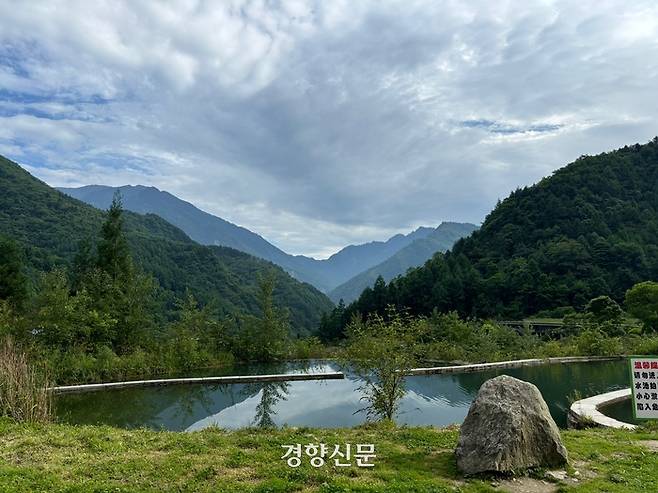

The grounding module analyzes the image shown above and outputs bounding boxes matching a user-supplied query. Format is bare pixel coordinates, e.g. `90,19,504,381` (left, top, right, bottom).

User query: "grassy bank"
1,420,657,492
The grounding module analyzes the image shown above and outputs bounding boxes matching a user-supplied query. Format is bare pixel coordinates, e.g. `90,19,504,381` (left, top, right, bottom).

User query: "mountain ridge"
1,156,333,334
343,138,658,322
59,184,442,292
328,222,479,303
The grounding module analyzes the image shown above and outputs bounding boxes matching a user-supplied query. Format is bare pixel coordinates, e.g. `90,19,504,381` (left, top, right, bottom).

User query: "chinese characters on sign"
281,443,376,468
630,357,658,419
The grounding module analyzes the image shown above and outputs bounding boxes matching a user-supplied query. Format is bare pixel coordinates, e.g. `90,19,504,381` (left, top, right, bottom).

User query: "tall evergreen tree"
97,192,132,282
71,237,94,292
238,273,290,361
88,191,154,352
0,235,28,309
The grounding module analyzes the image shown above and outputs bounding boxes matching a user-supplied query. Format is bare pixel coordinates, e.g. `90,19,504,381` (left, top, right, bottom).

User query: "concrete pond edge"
49,355,624,395
407,355,623,375
568,388,636,429
49,371,345,394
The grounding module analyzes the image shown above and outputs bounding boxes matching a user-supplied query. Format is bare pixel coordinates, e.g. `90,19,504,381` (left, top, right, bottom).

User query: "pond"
55,359,632,431
599,398,642,426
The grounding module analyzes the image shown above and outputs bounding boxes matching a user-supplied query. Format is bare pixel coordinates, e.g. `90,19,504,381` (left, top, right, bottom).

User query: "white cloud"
1,0,657,256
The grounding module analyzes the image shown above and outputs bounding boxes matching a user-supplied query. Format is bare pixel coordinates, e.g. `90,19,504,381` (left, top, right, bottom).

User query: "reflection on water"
599,397,642,426
56,359,632,431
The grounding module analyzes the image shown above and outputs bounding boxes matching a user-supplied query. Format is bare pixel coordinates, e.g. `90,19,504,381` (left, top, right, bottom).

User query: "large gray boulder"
455,375,568,475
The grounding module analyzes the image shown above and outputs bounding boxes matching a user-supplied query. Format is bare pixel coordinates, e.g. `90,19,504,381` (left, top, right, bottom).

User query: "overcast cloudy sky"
1,1,657,258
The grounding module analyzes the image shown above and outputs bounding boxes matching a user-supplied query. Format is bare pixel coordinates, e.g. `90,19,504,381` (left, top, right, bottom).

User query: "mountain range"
328,222,479,303
343,138,658,322
59,185,476,294
0,155,333,334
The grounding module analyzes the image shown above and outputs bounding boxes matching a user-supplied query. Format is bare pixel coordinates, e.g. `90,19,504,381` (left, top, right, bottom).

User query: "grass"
0,338,52,423
1,420,657,492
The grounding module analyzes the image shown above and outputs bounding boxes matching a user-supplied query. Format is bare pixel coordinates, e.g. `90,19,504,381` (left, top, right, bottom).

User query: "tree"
165,291,226,370
586,296,623,324
97,192,131,282
237,273,290,362
343,308,427,422
0,235,28,309
89,192,155,351
318,298,346,342
251,381,289,428
32,269,116,350
625,281,658,331
71,237,95,292
585,295,625,335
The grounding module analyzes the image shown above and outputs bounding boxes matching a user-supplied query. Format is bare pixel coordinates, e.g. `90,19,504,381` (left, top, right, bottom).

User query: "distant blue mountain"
59,185,444,292
328,222,479,303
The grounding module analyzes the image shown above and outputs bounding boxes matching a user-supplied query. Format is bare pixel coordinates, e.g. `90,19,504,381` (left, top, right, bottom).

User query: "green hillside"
345,139,658,321
328,222,477,303
0,155,333,334
59,185,439,292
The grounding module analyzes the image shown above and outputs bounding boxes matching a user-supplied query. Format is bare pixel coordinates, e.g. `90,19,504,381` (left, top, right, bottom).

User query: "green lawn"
0,419,657,492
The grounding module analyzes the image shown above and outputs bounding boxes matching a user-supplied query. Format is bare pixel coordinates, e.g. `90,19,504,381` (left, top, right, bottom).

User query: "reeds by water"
0,338,52,423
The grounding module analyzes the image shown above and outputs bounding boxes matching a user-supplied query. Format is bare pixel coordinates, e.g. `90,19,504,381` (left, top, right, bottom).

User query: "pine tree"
239,273,290,361
97,191,132,282
91,191,154,352
0,235,28,309
71,237,94,292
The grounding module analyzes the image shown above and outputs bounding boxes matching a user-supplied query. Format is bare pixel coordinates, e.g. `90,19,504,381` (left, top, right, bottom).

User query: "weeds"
0,337,52,423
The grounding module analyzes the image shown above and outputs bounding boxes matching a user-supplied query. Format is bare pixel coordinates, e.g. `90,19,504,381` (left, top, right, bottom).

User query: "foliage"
422,311,539,362
574,328,623,356
234,274,290,362
162,292,227,371
0,154,332,333
0,235,28,309
0,338,51,423
31,269,116,350
339,138,658,330
586,295,624,325
625,281,658,331
96,192,132,282
318,298,349,342
287,336,327,360
343,309,427,421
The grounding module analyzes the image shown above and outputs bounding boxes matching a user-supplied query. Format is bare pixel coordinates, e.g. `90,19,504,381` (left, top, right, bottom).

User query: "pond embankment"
50,371,344,394
569,388,636,429
408,355,623,375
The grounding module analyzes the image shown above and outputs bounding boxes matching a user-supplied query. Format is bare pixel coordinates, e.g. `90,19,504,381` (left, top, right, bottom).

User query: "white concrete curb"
569,388,636,429
49,371,345,394
407,356,622,375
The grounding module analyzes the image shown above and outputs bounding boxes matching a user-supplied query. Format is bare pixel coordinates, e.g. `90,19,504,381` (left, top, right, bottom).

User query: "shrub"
343,309,427,421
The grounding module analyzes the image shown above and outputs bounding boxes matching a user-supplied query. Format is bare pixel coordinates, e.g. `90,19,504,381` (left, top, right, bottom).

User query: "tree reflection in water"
251,381,290,428
242,361,293,428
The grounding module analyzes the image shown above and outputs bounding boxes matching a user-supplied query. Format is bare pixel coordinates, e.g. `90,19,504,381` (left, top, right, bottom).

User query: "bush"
0,338,52,423
288,337,326,359
343,309,427,421
625,281,658,331
575,329,622,356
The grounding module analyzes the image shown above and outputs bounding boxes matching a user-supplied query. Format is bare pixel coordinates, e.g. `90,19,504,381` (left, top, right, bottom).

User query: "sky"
1,1,657,259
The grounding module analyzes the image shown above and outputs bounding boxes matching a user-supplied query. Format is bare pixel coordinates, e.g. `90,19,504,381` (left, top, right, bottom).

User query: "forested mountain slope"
0,156,333,333
346,139,658,320
328,222,478,303
60,185,437,292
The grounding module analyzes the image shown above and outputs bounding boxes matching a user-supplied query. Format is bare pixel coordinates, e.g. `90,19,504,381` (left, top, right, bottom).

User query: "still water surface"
56,360,632,431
